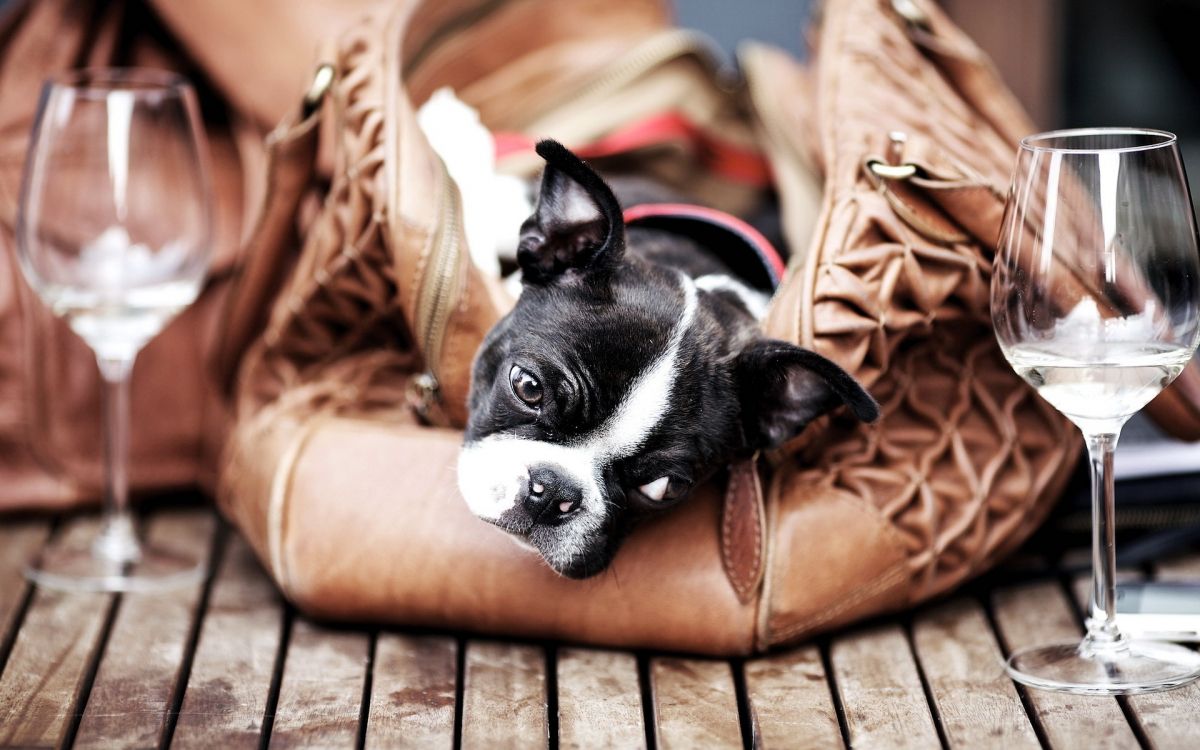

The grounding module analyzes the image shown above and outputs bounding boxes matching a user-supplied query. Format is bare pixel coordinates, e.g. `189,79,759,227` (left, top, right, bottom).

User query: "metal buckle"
867,131,919,181
891,0,933,33
301,63,336,119
866,160,919,181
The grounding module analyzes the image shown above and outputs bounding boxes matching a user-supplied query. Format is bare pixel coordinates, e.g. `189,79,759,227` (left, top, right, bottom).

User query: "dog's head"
458,141,878,578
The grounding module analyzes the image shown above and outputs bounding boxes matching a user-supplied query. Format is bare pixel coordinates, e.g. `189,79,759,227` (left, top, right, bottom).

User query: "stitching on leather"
749,467,764,592
721,462,764,601
720,467,743,593
753,462,780,651
266,415,327,600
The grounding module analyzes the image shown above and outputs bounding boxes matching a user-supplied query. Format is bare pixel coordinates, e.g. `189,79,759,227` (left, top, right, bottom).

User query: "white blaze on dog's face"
458,141,880,579
458,276,699,574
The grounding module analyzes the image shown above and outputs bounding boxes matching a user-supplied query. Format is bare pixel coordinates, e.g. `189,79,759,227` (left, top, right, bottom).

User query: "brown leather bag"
217,0,1192,654
0,0,377,511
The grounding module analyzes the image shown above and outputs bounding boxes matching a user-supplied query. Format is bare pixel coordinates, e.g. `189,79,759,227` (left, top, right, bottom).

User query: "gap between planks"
73,510,217,750
0,517,118,748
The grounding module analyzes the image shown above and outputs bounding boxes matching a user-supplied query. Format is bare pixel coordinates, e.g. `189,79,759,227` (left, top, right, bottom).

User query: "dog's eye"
509,365,543,407
637,476,672,502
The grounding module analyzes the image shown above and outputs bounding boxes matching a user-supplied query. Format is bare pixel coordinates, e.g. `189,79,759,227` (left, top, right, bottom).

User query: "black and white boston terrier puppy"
457,140,879,579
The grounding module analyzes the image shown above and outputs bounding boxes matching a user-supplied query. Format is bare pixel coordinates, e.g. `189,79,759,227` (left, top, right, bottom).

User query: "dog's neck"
622,200,785,323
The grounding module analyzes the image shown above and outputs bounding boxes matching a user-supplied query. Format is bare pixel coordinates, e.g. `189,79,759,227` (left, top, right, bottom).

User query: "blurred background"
679,0,1200,199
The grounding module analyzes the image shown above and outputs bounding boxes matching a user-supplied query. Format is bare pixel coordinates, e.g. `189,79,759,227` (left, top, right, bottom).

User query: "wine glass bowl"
19,68,211,371
994,127,1200,694
16,68,212,592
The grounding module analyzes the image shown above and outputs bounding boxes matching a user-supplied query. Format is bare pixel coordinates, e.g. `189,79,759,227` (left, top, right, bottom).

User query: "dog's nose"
523,465,582,524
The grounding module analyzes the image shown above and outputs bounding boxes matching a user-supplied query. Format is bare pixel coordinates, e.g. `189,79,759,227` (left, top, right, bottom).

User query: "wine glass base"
1007,639,1200,695
25,541,204,594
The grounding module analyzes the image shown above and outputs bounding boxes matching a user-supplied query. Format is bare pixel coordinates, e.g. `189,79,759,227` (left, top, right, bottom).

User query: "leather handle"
721,456,767,603
889,0,1035,143
214,94,326,397
862,132,1005,248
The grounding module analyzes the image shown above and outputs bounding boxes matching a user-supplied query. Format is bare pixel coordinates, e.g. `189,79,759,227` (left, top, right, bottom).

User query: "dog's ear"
735,340,879,450
517,140,625,285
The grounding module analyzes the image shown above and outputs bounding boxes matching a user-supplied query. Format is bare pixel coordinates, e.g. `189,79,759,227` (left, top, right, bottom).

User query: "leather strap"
862,132,1005,247
721,456,767,603
890,0,1033,145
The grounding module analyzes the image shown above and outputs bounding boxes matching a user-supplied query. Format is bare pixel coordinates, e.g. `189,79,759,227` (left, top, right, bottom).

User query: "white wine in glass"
994,127,1200,694
16,68,212,592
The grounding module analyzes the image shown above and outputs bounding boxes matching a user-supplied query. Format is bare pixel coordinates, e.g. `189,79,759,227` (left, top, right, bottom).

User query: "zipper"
409,159,464,420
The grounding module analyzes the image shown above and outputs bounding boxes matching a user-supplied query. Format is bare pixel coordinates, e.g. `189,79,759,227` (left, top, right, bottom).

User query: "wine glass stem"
1084,429,1124,651
95,356,140,565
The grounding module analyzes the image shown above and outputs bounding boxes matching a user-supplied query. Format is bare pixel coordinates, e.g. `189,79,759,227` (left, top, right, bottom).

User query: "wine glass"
16,69,212,592
994,127,1200,694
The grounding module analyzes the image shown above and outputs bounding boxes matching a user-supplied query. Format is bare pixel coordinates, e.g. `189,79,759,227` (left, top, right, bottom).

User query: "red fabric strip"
494,111,771,186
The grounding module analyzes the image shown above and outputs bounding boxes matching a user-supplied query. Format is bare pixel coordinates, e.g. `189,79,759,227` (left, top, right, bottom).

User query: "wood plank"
0,518,115,749
1119,553,1200,750
172,534,284,750
73,510,215,749
912,598,1040,748
743,645,841,750
649,657,741,749
461,641,547,749
268,618,369,748
364,634,456,747
991,581,1139,749
828,623,939,749
0,519,50,665
557,648,645,749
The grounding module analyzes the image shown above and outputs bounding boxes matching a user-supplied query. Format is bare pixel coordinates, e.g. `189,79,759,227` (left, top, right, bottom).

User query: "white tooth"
559,501,572,513
639,476,670,502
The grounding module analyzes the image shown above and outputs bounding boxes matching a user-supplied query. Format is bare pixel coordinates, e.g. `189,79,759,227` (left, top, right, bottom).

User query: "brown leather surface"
215,111,322,397
223,420,757,655
721,458,767,605
146,0,386,130
213,0,1182,653
753,0,1079,645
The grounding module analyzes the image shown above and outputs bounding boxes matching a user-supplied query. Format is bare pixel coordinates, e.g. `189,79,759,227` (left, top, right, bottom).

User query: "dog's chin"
474,502,615,579
506,522,613,580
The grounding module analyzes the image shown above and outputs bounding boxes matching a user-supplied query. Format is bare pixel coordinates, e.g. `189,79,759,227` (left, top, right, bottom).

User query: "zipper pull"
407,371,443,423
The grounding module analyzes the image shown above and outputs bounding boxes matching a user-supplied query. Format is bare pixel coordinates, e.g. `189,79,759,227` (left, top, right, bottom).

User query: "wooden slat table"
2,504,1200,749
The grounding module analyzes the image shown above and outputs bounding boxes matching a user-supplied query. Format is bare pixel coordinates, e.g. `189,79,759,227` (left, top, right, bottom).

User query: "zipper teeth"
416,161,463,386
529,30,722,121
